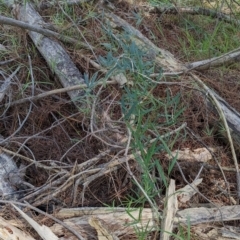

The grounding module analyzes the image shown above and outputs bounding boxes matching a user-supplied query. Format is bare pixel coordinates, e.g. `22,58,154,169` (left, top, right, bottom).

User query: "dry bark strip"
176,205,240,225
2,0,85,106
160,179,178,240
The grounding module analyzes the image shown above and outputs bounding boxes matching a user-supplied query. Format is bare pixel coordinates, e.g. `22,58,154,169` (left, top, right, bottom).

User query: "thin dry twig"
0,15,90,48
72,150,111,204
3,80,116,107
80,153,135,205
148,122,187,144
32,180,73,207
0,147,61,172
20,172,69,202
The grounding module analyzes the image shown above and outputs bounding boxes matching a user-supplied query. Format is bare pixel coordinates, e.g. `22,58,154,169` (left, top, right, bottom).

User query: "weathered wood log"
52,207,157,239
51,204,240,239
2,0,85,106
176,205,240,225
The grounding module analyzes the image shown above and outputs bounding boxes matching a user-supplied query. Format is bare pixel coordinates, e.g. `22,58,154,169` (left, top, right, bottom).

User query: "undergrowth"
0,0,240,239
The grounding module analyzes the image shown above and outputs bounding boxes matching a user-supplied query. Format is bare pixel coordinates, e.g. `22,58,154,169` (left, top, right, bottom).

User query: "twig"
0,147,60,172
32,180,73,207
186,48,240,70
20,172,69,202
0,58,16,65
35,151,126,206
0,15,90,48
72,150,111,204
86,55,188,84
90,85,103,133
148,122,187,144
3,80,116,107
58,3,98,60
80,154,135,205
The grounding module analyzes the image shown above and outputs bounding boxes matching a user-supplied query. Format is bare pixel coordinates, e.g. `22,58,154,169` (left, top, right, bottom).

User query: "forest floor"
1,0,240,239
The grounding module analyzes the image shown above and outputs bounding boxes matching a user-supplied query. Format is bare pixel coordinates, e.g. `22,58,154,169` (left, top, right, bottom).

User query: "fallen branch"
150,6,240,25
0,15,89,48
186,48,240,70
53,207,157,238
52,204,240,238
176,205,240,224
4,80,116,107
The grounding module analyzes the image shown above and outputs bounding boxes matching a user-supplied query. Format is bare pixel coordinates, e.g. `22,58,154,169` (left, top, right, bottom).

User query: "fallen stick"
2,1,86,106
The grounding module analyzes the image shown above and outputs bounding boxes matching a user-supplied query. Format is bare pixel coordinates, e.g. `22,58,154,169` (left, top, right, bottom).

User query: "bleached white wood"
160,179,178,240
